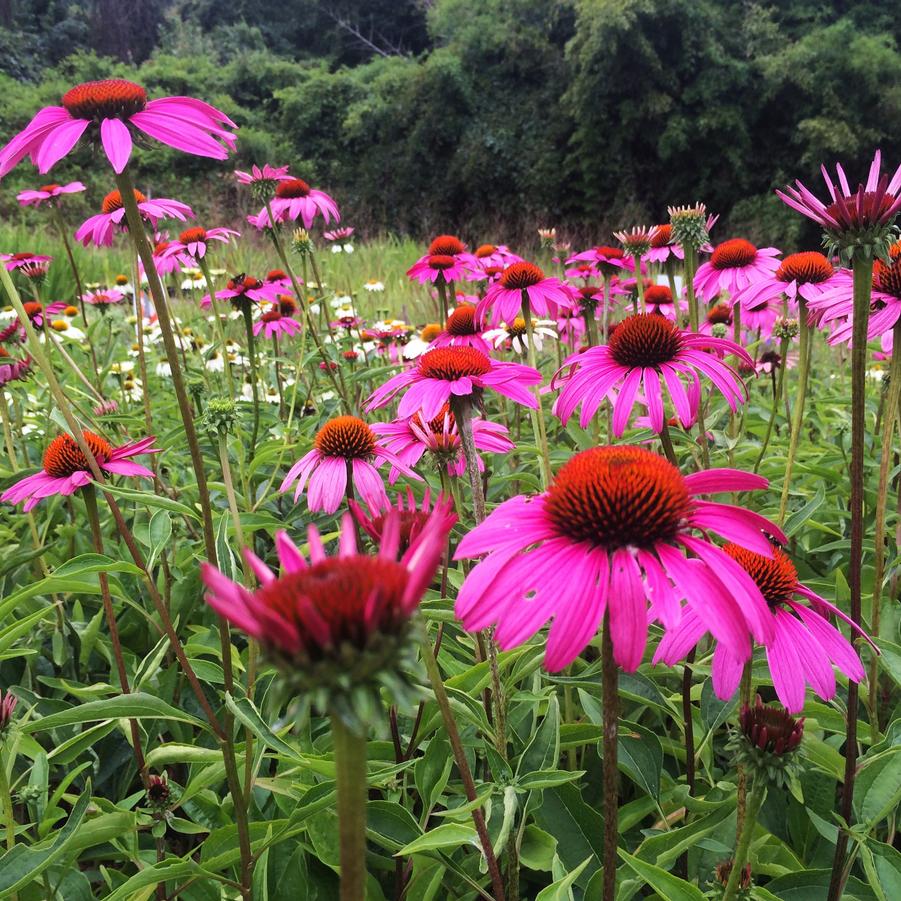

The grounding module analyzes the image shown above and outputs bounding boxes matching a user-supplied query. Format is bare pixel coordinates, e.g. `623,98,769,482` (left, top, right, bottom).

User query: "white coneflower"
484,317,558,354
363,279,384,292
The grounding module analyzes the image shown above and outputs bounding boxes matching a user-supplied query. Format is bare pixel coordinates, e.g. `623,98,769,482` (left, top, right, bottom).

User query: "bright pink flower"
776,149,901,236
82,289,126,307
144,233,181,277
161,225,239,263
407,254,473,285
806,241,901,344
264,178,340,229
234,163,290,185
473,243,522,270
643,284,686,322
693,239,781,302
371,403,513,482
365,346,542,420
566,245,631,279
75,189,192,248
477,261,574,326
0,351,31,387
324,227,355,242
254,310,302,338
455,445,781,671
553,314,752,433
732,251,839,314
11,300,67,333
202,274,281,309
429,305,491,354
17,181,85,206
200,508,452,658
646,224,685,263
264,269,293,290
349,488,457,551
1,431,159,511
2,252,51,273
654,543,874,713
280,415,420,514
0,78,236,177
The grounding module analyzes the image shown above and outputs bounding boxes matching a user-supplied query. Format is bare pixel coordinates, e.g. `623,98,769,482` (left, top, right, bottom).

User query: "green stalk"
601,611,619,901
682,246,710,465
827,253,873,901
753,337,790,473
241,301,261,457
331,715,369,901
868,319,901,733
521,295,551,488
778,298,811,524
0,746,16,852
419,629,506,900
723,782,765,901
197,257,236,398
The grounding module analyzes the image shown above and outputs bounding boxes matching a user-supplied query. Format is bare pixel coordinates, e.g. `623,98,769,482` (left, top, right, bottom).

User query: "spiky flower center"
40,184,61,194
500,261,544,290
595,246,623,260
278,296,297,316
420,323,442,342
261,310,281,323
418,347,492,381
22,301,43,318
508,317,527,338
429,235,465,256
776,251,834,284
43,431,112,477
546,446,692,548
227,274,262,293
267,269,287,282
723,543,797,607
314,416,377,459
825,191,897,231
102,189,146,214
710,239,758,270
254,556,410,653
475,243,498,258
608,314,683,368
739,699,804,755
651,225,673,247
446,305,479,336
873,242,901,298
179,226,207,244
644,284,673,306
706,303,732,325
428,254,455,271
275,178,311,199
62,79,147,120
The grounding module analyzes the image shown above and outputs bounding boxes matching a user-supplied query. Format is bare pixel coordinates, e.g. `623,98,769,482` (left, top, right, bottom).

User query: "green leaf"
519,825,558,872
517,769,585,790
784,484,826,537
862,840,901,901
414,737,453,813
618,722,662,801
397,823,478,855
145,508,172,569
0,779,90,894
224,693,302,761
853,748,901,826
533,784,601,887
21,692,207,733
876,639,901,692
97,482,201,520
535,856,592,900
617,848,706,901
517,695,560,778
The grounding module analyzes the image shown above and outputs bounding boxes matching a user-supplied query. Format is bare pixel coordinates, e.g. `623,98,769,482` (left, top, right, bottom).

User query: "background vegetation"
2,0,901,244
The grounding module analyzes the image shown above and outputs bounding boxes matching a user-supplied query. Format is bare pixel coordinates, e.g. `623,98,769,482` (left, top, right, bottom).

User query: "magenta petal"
34,118,90,173
100,117,133,173
608,548,648,671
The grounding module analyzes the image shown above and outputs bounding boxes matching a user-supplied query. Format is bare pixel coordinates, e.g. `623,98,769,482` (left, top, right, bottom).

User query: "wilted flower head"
146,772,171,811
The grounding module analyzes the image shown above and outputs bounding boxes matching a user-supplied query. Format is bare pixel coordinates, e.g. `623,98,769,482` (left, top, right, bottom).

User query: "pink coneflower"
254,309,302,338
234,163,290,186
324,227,355,242
0,78,236,177
566,245,630,279
145,233,181,277
202,274,281,309
408,236,482,285
646,224,684,263
82,289,126,308
266,178,340,229
349,488,457,552
0,349,31,387
264,269,293,290
1,431,159,511
17,181,86,206
733,251,839,315
693,239,781,302
553,313,751,433
3,252,51,275
279,415,419,514
162,225,238,263
455,445,779,671
372,402,514,482
776,149,901,246
200,509,451,662
643,284,684,322
807,241,901,344
473,243,521,270
429,305,491,353
476,261,574,326
654,542,874,712
365,346,542,420
75,189,193,248
16,300,67,330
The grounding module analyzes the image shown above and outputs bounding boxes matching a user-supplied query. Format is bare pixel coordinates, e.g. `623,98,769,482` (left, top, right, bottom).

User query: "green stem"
0,747,16,852
331,715,369,901
197,257,236,398
753,338,790,473
521,296,551,488
436,278,450,322
241,302,261,457
601,611,619,901
827,253,873,901
778,299,811,524
723,782,765,901
419,628,506,901
868,319,901,735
